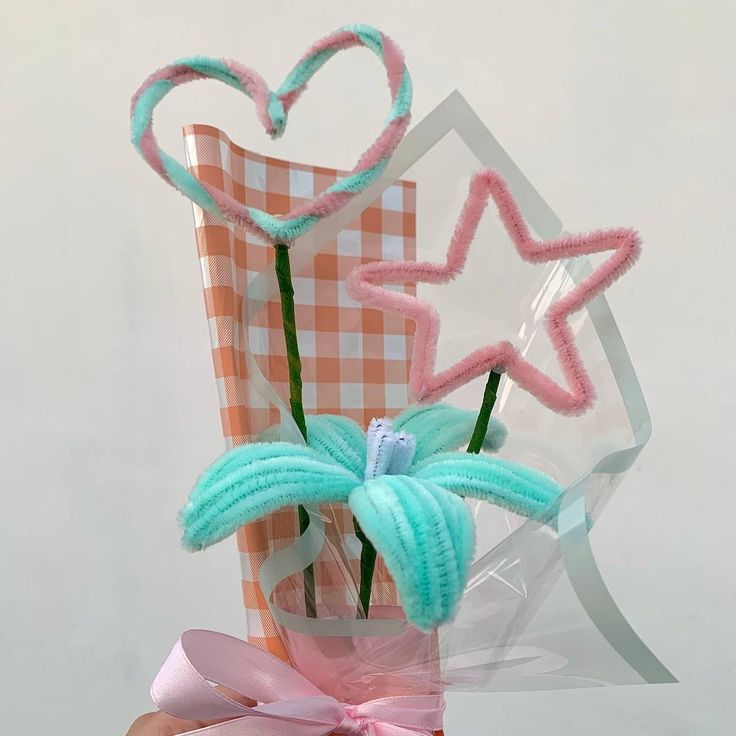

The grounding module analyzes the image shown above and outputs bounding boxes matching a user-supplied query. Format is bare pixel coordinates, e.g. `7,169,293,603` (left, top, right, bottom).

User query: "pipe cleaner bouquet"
130,23,673,736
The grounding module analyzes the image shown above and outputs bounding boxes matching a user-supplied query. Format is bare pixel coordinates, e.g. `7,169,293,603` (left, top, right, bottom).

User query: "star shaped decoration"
345,169,642,415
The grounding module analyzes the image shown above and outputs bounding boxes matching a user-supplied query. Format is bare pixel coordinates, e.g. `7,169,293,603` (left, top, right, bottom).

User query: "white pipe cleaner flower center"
364,417,416,480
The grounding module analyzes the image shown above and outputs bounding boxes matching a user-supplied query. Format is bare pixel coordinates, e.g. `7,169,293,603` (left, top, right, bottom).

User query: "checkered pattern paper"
184,125,416,660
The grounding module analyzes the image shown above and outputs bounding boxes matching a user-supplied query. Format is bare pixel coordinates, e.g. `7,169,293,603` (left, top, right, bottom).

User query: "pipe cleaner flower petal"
393,402,507,463
412,452,561,522
348,474,475,631
180,408,563,629
345,169,642,415
181,442,361,551
263,404,506,466
304,414,367,477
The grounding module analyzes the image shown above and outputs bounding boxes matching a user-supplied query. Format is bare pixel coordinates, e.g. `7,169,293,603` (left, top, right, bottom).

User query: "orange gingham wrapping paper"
183,124,416,660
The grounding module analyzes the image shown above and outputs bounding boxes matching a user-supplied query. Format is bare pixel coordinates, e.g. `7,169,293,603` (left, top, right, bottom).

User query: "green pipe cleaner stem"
359,369,501,619
467,370,502,454
274,243,316,617
354,517,377,619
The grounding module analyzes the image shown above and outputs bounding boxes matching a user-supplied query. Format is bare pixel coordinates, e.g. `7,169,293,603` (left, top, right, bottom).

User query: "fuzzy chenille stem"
467,370,502,454
274,243,316,618
354,520,377,619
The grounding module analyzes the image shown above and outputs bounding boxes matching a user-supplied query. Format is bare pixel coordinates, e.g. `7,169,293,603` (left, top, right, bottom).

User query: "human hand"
126,687,254,735
125,709,216,735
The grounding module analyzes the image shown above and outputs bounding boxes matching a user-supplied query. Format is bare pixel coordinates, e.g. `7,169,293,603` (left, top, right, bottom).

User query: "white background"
2,1,735,733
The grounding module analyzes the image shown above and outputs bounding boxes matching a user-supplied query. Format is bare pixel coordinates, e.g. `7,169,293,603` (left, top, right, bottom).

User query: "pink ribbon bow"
151,630,445,736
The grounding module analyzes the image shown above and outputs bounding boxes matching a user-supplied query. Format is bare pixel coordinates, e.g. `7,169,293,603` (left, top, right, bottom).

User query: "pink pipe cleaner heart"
346,169,642,415
130,24,412,245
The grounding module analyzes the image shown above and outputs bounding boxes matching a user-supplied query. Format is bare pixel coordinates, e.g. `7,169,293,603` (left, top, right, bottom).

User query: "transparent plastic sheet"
185,92,674,702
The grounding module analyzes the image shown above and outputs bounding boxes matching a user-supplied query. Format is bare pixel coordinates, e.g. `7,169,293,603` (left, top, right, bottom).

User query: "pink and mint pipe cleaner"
180,404,563,631
130,24,412,244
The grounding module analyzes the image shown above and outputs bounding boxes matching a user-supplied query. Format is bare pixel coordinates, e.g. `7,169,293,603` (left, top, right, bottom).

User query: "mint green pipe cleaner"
180,403,563,631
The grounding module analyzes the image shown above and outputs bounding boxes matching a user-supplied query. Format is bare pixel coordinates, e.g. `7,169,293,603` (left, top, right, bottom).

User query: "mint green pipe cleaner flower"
180,403,563,631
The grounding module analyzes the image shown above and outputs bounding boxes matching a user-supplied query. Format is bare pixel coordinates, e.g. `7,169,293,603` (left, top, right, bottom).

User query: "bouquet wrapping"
181,94,673,701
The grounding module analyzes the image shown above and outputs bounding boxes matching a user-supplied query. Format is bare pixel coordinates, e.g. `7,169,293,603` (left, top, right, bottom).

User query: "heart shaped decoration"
130,24,412,245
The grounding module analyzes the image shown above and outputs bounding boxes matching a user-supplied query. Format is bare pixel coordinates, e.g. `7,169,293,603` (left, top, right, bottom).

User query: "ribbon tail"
372,724,434,736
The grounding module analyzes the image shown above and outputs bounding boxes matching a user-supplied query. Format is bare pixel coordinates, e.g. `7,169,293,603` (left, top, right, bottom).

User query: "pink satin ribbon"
151,630,445,736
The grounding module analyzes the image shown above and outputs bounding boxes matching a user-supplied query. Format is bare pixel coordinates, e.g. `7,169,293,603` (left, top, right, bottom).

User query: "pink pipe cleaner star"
346,169,642,415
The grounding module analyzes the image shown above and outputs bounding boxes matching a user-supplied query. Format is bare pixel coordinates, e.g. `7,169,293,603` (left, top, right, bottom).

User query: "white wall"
2,1,734,733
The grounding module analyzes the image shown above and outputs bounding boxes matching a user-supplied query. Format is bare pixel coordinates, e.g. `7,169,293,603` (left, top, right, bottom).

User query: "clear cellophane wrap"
183,94,672,705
